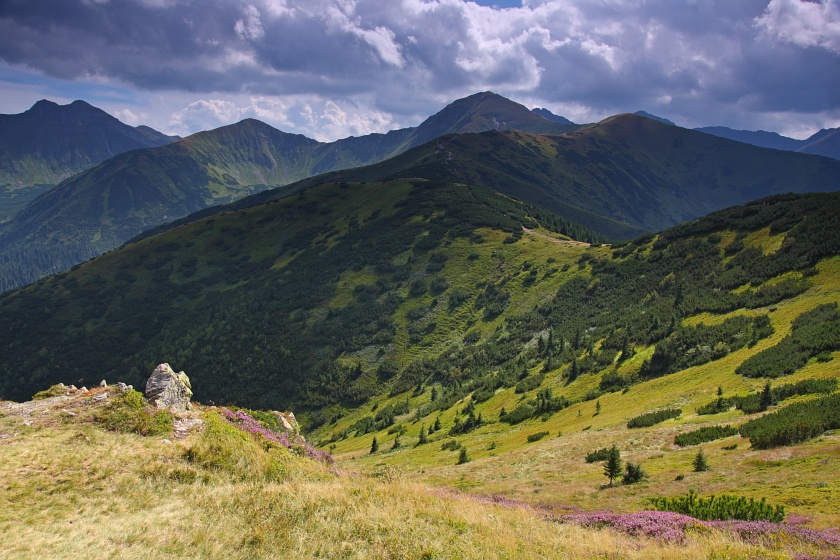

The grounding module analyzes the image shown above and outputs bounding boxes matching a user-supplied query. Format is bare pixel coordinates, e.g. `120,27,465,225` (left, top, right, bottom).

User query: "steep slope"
0,92,578,292
0,177,598,405
0,99,177,222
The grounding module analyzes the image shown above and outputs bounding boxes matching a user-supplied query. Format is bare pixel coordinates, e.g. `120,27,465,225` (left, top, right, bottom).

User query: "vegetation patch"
739,393,840,449
736,303,840,378
95,389,173,436
627,408,681,429
674,425,739,447
650,490,785,522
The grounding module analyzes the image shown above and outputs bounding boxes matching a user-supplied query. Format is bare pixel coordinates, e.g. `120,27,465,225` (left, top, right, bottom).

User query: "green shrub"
736,303,840,378
627,408,681,429
585,447,611,463
622,462,648,484
674,425,739,447
96,389,173,436
32,384,67,400
526,431,549,442
650,490,784,522
739,393,840,449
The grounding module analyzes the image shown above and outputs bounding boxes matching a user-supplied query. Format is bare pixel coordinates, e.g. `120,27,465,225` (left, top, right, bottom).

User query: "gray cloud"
0,0,838,139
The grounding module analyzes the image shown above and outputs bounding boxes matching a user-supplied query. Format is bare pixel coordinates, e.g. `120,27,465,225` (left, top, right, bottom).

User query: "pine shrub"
674,425,738,447
627,408,681,428
650,490,785,522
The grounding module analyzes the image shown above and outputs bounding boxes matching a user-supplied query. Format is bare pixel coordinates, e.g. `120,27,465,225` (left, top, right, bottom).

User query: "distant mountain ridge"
0,99,178,223
143,112,840,245
0,92,578,291
695,125,840,160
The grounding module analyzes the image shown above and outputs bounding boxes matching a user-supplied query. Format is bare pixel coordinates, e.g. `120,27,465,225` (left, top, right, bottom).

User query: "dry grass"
2,393,833,559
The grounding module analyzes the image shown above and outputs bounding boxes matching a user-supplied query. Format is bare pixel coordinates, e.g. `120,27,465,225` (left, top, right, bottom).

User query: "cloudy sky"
1,0,838,141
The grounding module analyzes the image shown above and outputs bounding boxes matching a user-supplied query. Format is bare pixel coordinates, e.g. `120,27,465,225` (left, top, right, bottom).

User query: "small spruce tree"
370,436,379,454
603,445,622,486
693,449,709,472
595,400,601,416
457,447,470,464
391,435,401,450
434,416,441,432
417,425,428,445
623,462,648,484
760,381,773,411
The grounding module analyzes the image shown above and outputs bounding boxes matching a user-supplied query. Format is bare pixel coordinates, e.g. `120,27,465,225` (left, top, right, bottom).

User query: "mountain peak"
633,111,676,126
532,108,574,125
28,99,60,113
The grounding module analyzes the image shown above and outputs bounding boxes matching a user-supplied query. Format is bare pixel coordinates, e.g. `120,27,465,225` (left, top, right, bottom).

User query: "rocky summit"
144,363,193,411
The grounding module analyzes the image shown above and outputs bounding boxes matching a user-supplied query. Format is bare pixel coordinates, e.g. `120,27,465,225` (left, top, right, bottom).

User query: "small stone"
80,387,88,393
61,409,77,416
99,380,107,388
115,382,129,393
93,393,108,402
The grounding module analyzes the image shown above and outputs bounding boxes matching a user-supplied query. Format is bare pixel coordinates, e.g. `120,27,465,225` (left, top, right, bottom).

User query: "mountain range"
696,125,840,160
0,92,576,291
2,92,840,293
0,99,178,224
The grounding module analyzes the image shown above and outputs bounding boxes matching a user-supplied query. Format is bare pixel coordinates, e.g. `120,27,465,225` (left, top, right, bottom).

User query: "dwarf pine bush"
674,425,739,447
627,408,681,428
739,393,840,449
650,490,785,522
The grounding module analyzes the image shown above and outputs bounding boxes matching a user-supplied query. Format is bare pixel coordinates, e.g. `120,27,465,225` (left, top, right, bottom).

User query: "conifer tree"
693,449,709,472
595,400,601,416
417,425,428,445
760,381,773,411
434,416,441,432
604,445,622,486
370,436,379,454
570,359,580,381
457,447,470,464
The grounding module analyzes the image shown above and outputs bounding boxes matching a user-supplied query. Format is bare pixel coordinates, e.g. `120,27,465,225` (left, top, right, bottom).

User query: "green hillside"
0,99,177,224
147,113,840,246
1,179,839,528
0,92,575,292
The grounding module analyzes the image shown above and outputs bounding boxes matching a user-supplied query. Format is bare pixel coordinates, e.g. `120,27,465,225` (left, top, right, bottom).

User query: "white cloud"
756,0,840,54
324,3,405,67
235,5,265,40
2,0,839,138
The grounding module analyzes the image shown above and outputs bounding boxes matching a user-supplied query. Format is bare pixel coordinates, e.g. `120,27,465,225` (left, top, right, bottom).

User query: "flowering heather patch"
707,520,840,548
558,510,840,548
559,511,705,543
220,408,333,464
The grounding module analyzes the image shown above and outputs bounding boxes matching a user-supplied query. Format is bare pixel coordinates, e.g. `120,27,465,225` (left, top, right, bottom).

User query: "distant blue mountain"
695,126,840,160
532,108,574,125
634,111,676,126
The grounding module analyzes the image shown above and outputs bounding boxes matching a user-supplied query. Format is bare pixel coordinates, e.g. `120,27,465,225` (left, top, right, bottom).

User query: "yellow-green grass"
325,254,840,528
0,398,832,559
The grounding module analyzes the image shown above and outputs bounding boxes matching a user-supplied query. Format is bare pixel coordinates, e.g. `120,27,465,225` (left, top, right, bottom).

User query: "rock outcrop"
144,363,192,411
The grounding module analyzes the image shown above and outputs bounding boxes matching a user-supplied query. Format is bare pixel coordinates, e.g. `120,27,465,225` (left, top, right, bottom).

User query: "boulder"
144,363,192,411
